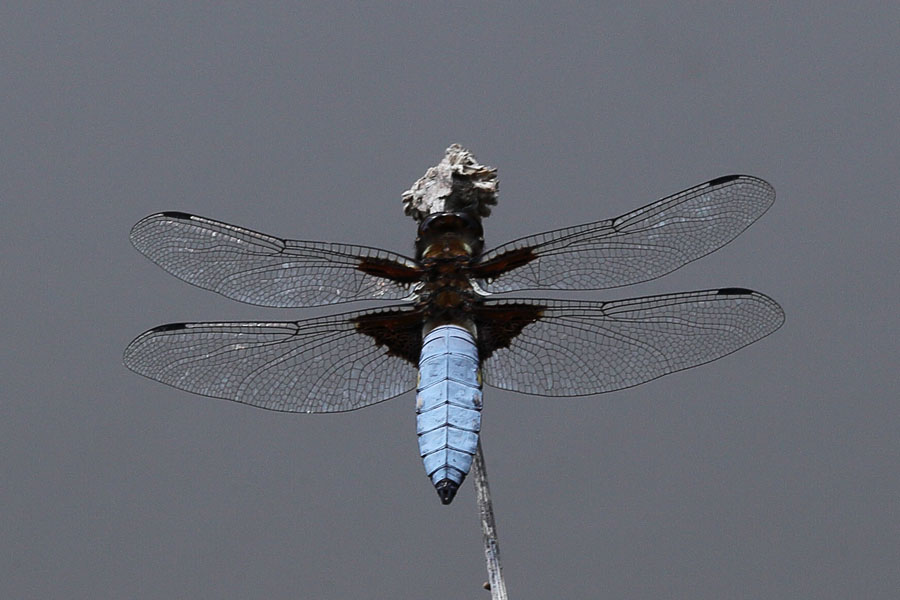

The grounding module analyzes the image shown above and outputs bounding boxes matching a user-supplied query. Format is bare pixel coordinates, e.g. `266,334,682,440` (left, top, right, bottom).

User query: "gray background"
3,4,898,599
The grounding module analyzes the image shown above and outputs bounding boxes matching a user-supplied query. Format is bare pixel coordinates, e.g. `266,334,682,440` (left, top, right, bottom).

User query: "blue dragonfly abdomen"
416,325,483,504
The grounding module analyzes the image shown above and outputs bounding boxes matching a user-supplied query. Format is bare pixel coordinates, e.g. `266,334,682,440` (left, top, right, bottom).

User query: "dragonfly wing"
477,289,784,396
123,306,422,413
130,212,422,308
473,175,775,292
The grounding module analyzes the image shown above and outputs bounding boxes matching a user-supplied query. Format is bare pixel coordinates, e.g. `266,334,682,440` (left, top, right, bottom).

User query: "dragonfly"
124,174,784,504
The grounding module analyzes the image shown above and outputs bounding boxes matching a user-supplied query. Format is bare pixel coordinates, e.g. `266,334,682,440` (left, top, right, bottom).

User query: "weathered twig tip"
402,144,499,222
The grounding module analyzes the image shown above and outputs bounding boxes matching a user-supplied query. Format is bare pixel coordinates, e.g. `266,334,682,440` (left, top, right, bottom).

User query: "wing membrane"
130,212,421,307
123,306,420,413
474,175,775,292
479,288,784,396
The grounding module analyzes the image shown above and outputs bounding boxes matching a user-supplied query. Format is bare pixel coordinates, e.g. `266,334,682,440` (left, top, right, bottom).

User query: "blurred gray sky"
2,4,898,599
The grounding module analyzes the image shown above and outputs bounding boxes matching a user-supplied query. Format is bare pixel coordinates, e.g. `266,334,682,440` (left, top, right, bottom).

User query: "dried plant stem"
472,439,508,599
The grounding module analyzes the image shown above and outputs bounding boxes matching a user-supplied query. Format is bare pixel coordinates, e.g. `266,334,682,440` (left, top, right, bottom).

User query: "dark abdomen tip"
435,479,460,505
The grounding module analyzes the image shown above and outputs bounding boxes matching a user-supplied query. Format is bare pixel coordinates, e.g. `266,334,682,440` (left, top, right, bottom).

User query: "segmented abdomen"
416,325,483,504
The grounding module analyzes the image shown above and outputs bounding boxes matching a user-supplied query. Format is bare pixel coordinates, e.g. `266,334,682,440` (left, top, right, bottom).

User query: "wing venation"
123,306,420,413
475,176,775,292
480,289,784,396
130,213,421,307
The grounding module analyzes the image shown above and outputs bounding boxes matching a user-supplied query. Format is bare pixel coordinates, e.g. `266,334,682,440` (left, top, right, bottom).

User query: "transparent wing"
130,212,422,308
479,288,784,396
474,176,775,292
123,306,421,413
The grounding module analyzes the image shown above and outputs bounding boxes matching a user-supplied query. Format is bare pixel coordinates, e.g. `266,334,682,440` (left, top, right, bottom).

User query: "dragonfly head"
416,211,484,260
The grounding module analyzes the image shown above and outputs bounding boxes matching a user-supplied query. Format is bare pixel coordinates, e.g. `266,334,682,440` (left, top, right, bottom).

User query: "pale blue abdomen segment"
416,325,482,504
